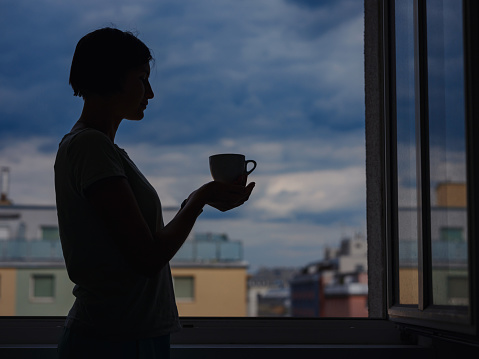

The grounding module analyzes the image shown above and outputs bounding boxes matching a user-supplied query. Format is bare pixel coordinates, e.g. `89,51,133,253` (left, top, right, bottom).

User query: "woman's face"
117,63,154,121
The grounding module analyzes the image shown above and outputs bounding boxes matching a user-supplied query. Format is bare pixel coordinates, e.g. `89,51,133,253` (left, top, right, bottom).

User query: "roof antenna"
0,167,12,205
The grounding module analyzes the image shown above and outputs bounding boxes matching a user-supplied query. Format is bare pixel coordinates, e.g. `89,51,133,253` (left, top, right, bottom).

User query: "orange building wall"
0,268,16,315
171,266,247,317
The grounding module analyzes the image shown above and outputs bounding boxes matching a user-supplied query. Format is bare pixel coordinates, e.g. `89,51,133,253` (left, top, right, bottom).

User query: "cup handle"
245,160,257,175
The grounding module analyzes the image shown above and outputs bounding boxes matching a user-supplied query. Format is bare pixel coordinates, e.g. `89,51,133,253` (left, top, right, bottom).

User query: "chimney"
0,167,12,205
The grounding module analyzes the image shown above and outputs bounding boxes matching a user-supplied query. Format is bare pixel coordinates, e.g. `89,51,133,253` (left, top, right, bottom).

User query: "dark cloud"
1,0,364,147
284,0,363,40
286,0,327,9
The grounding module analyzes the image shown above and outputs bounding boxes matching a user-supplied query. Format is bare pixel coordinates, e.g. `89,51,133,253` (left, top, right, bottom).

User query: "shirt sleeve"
67,129,127,195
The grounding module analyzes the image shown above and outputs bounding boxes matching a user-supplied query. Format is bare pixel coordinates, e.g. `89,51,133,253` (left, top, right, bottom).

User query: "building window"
0,226,9,241
440,227,464,243
40,226,59,241
30,274,55,303
173,276,195,301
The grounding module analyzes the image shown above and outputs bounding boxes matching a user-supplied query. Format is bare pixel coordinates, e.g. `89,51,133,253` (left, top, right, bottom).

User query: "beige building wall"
172,266,247,316
0,268,16,315
436,183,466,208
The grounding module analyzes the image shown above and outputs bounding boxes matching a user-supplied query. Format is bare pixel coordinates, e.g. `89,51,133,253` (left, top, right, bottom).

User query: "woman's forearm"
151,187,206,269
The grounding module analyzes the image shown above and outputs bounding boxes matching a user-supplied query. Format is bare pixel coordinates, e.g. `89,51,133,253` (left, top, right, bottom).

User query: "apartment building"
0,202,248,316
290,235,368,318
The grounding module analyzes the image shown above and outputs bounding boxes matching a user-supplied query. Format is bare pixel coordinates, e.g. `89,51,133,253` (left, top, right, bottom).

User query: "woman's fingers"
206,181,255,211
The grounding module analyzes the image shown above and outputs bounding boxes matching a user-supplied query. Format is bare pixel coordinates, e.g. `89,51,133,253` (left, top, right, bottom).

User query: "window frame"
5,0,474,348
384,0,479,339
0,0,394,346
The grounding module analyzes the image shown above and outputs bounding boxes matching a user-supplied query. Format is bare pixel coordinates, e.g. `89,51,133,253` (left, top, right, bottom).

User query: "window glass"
426,0,469,307
439,227,464,243
0,227,9,241
173,276,195,301
41,226,59,241
395,0,419,305
32,274,55,298
0,0,366,318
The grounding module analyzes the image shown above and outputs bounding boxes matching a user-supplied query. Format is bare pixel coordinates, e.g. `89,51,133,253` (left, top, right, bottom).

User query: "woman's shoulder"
60,128,114,150
57,128,121,164
71,127,112,142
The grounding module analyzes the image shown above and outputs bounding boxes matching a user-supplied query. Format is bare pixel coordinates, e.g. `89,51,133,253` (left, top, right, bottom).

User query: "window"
4,0,479,352
384,0,478,337
439,227,464,243
173,276,195,301
0,0,368,320
0,227,9,241
30,274,55,303
40,226,59,241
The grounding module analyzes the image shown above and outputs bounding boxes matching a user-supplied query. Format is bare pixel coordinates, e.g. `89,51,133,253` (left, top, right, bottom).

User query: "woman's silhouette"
55,27,254,358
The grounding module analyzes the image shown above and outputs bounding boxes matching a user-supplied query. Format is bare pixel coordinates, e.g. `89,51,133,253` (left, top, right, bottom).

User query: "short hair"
69,27,153,99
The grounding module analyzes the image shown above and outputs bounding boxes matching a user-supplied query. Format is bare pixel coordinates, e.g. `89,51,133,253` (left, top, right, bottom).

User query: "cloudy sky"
395,0,467,209
0,0,366,272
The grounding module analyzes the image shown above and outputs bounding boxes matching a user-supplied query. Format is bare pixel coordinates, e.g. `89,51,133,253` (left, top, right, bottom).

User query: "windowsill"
0,317,405,345
0,344,425,348
0,343,434,359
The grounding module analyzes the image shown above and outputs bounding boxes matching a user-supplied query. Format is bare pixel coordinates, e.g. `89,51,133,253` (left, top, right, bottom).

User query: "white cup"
209,153,257,184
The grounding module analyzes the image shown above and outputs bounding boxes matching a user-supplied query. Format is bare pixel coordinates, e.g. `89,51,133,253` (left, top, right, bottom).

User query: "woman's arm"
85,177,254,277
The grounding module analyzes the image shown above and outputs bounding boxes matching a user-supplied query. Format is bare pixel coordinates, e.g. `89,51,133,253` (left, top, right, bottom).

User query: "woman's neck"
73,96,123,142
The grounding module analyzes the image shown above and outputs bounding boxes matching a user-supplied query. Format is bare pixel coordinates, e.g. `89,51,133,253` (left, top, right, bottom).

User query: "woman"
55,27,255,358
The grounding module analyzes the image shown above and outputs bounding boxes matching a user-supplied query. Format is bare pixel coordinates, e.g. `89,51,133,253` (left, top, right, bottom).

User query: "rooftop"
0,232,245,267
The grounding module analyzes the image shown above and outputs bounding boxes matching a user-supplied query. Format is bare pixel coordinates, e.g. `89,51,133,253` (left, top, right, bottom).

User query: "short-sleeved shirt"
54,128,181,341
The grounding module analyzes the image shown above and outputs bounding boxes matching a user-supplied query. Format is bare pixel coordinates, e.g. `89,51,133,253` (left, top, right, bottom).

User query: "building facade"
290,235,368,318
0,203,248,316
247,267,298,317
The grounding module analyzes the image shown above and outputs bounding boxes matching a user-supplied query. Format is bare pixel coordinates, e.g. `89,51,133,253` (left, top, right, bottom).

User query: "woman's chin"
126,113,145,122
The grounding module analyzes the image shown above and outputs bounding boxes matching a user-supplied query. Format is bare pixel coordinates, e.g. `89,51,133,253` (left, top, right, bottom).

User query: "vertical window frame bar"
463,0,479,333
413,0,432,312
365,0,389,318
384,0,401,309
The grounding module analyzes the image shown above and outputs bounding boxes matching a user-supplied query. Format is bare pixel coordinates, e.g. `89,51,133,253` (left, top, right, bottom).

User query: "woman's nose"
146,80,154,99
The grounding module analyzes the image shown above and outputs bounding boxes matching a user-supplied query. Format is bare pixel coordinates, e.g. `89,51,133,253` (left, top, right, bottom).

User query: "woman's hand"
192,180,255,212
